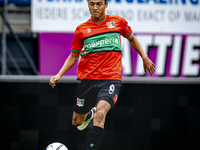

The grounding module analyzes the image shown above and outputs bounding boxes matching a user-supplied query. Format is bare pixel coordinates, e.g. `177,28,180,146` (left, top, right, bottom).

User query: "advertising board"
32,0,200,34
34,0,200,78
39,33,200,77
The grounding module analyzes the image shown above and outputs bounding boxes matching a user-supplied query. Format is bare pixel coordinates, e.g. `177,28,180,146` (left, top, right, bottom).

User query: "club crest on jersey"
106,21,115,28
87,28,91,33
77,98,85,107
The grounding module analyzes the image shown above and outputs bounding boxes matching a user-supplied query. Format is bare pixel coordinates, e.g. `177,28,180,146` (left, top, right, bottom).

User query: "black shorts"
74,79,122,114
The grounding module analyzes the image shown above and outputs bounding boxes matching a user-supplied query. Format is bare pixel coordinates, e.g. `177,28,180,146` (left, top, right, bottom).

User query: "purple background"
39,33,78,76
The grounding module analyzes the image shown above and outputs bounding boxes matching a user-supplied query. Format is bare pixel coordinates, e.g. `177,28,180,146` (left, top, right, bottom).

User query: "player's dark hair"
87,0,108,4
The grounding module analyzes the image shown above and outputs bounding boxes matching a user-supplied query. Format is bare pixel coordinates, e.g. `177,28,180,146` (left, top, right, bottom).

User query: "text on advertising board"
37,0,200,5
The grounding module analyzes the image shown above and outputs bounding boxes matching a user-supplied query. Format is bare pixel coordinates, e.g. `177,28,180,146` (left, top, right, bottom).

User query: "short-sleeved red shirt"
71,14,132,81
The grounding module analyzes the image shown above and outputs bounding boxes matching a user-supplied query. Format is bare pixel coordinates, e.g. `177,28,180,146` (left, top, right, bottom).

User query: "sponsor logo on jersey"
86,37,119,49
77,98,85,107
106,21,115,28
82,32,121,55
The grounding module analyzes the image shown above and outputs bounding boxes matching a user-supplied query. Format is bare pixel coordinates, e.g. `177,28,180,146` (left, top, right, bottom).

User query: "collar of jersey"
91,14,106,25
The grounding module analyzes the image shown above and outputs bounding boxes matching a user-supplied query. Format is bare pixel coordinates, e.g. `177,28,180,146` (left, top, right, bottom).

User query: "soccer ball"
46,142,68,150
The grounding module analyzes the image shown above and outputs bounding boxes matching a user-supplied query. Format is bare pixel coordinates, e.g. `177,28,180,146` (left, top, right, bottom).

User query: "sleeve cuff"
71,49,81,53
124,30,132,38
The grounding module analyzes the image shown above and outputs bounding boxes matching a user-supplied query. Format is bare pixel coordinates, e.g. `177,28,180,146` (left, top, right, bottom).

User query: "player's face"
88,0,108,20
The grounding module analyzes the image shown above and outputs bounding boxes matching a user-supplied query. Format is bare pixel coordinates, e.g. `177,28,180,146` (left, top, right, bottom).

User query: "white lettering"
154,35,172,76
170,36,182,76
115,38,118,44
86,38,120,49
136,35,153,75
95,41,100,46
87,44,91,49
105,39,109,44
182,36,200,76
91,42,95,47
100,40,104,46
112,38,115,44
110,39,113,44
121,37,132,75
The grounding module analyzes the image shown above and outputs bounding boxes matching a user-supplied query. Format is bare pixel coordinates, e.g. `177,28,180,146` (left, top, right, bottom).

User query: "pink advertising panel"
39,33,78,76
39,33,200,78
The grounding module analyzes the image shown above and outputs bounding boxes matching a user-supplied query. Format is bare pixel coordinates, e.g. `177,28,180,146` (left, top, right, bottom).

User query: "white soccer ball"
46,142,68,150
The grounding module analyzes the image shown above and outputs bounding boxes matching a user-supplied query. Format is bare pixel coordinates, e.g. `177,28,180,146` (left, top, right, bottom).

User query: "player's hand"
143,56,156,76
49,74,62,88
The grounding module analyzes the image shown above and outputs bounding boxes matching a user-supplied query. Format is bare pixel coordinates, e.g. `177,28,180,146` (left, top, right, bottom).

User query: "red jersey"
71,14,132,81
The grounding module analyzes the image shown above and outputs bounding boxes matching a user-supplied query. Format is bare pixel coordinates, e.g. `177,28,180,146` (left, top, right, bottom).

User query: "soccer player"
49,0,156,149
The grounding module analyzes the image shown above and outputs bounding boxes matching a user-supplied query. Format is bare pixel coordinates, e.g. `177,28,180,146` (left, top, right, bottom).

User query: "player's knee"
95,109,106,122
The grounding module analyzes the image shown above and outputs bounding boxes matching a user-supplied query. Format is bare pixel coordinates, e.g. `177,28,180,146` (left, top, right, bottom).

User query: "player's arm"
126,34,156,76
49,52,79,88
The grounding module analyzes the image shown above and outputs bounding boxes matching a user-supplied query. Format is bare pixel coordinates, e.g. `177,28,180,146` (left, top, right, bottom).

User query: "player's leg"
77,107,96,131
85,80,122,150
73,79,97,129
93,100,111,128
94,80,122,128
86,100,110,150
72,106,96,128
72,111,88,127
